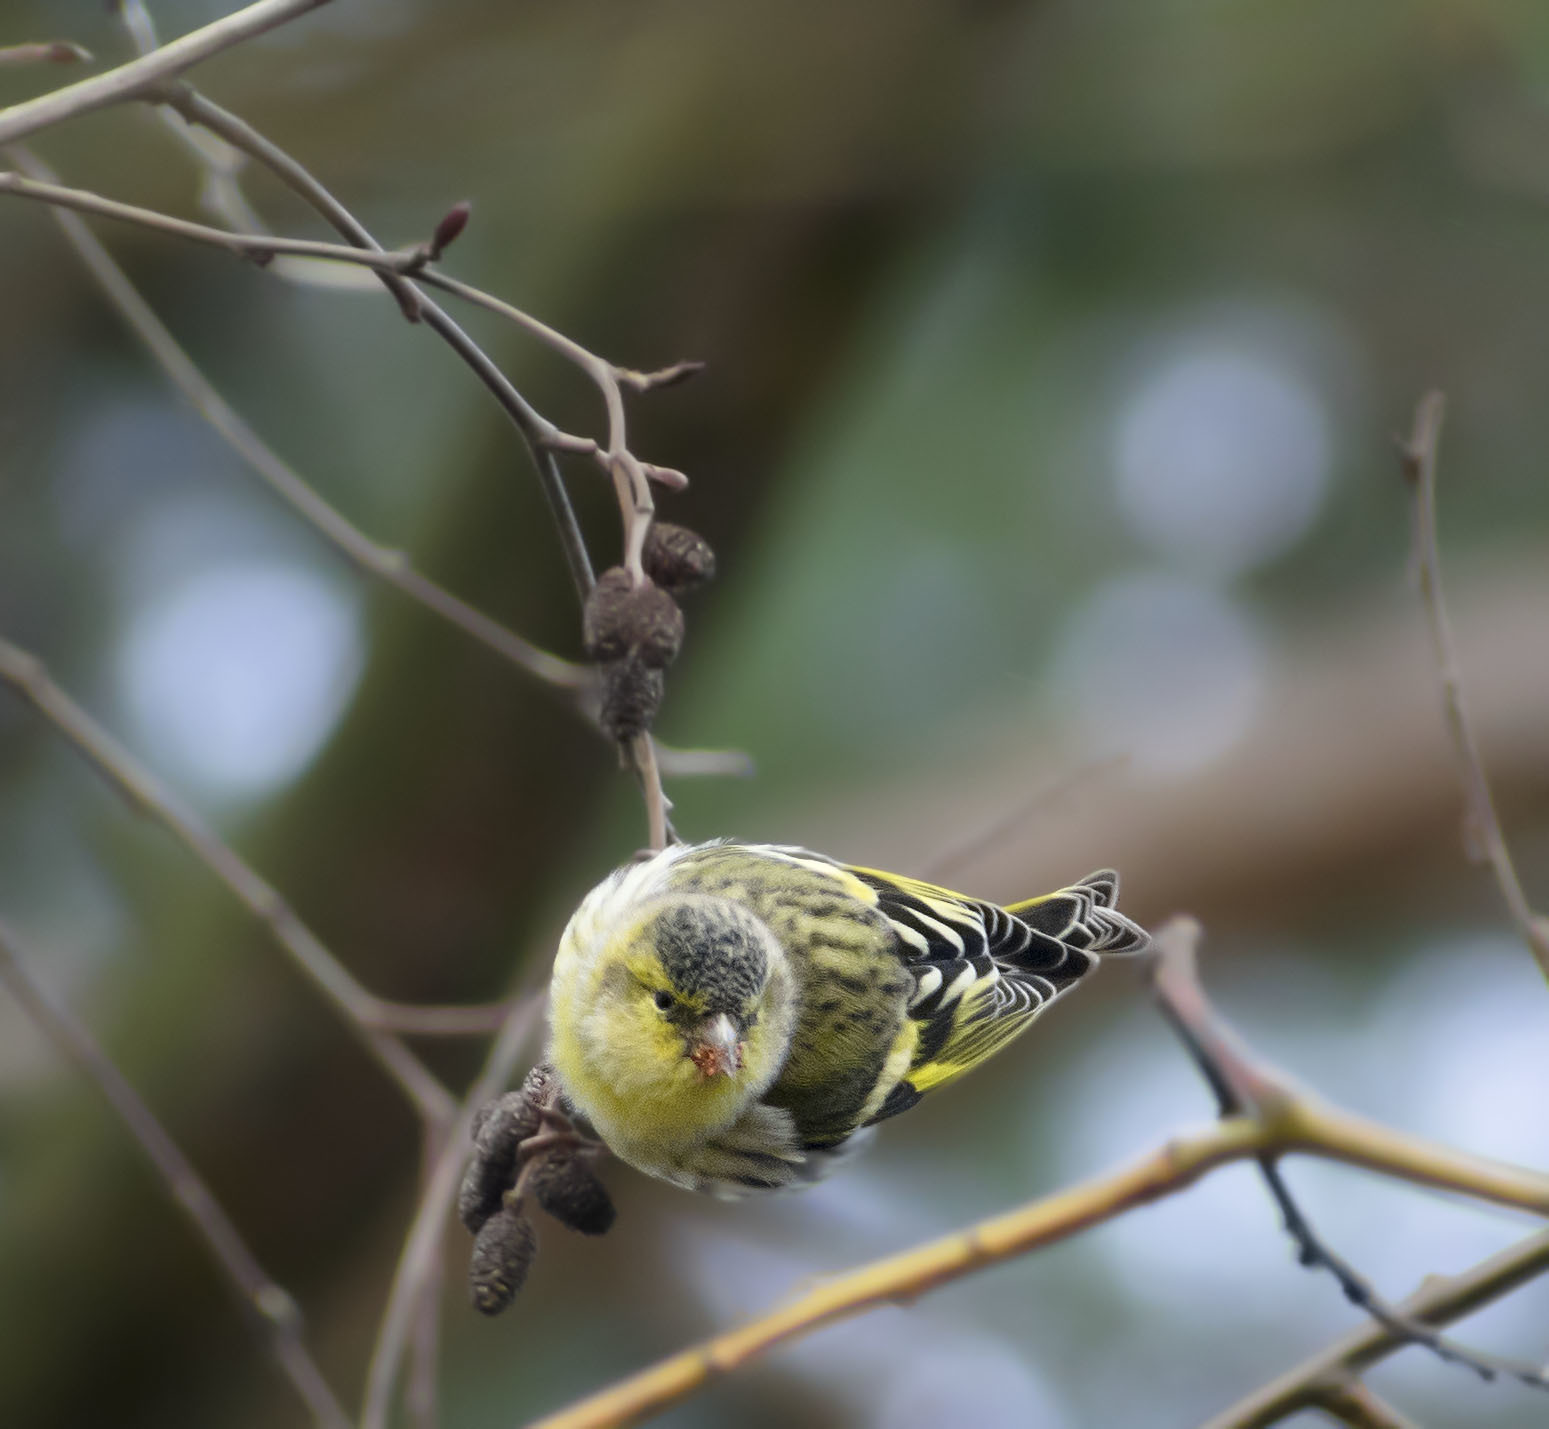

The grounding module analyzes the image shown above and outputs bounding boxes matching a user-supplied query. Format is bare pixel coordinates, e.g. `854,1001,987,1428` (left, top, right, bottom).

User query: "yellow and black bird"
546,840,1148,1195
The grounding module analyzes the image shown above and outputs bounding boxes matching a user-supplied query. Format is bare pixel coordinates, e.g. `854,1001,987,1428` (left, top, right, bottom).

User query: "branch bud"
430,201,471,259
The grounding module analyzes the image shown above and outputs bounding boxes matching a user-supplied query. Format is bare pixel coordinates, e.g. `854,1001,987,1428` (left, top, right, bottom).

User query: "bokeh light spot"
1047,572,1266,775
117,563,364,799
1114,335,1334,576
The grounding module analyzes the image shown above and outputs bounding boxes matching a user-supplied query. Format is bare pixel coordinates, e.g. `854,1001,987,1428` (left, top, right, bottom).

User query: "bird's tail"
1005,869,1149,956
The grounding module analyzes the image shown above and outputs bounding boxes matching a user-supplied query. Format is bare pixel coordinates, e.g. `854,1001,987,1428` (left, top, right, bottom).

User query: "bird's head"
626,897,783,1084
550,892,794,1136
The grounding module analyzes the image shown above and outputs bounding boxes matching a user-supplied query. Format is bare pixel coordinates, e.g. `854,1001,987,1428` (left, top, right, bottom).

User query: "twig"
0,168,602,579
407,1129,450,1429
630,732,674,851
1258,1158,1549,1391
0,635,453,1126
0,170,688,524
0,920,349,1428
651,744,754,779
360,993,549,1429
0,41,93,67
1151,918,1549,1395
15,145,746,807
1310,1384,1425,1429
7,121,711,838
527,976,1549,1429
8,145,586,698
358,1000,518,1037
75,86,684,837
134,89,680,844
111,2,267,242
0,0,331,144
1396,391,1549,983
1200,1228,1549,1429
123,90,610,595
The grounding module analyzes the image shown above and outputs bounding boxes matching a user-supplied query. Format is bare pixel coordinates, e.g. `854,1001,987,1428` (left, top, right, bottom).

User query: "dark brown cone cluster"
459,1063,615,1315
584,523,715,743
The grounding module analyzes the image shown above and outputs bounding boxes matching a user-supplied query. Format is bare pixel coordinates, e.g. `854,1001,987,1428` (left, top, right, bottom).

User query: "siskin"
547,840,1148,1196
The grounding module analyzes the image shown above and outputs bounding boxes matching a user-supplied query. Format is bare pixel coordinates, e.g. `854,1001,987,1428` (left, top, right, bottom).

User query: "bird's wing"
842,866,1149,1122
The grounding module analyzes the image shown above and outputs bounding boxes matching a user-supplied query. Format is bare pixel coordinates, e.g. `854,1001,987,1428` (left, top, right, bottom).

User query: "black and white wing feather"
845,866,1149,1122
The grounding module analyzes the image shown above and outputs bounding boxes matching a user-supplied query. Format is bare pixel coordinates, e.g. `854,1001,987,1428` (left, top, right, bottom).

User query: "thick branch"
530,1100,1549,1429
1397,391,1549,983
0,0,331,144
531,1118,1273,1429
0,920,349,1428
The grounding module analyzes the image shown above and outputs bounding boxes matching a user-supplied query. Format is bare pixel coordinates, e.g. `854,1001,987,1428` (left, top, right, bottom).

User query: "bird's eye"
653,989,675,1012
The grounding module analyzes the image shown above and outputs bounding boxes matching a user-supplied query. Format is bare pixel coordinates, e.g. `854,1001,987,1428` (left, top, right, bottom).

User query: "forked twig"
0,0,332,145
0,636,453,1125
1151,919,1549,1399
1201,1228,1549,1428
9,145,586,697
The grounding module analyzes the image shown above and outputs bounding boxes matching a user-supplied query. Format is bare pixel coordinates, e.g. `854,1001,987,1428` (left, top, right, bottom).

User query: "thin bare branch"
9,146,586,700
129,90,600,593
361,993,549,1429
0,0,331,144
406,1128,451,1429
630,732,674,852
651,743,755,779
360,1000,519,1038
0,920,349,1428
1396,392,1549,983
0,41,93,67
110,2,278,239
0,168,676,585
141,90,680,844
0,636,453,1125
1201,1228,1549,1429
116,87,680,837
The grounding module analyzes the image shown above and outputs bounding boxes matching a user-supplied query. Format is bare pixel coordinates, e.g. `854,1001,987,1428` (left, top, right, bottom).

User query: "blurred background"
3,1,1549,1425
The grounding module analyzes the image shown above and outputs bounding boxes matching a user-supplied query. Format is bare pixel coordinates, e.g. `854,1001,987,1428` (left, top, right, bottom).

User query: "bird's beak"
687,1012,742,1079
